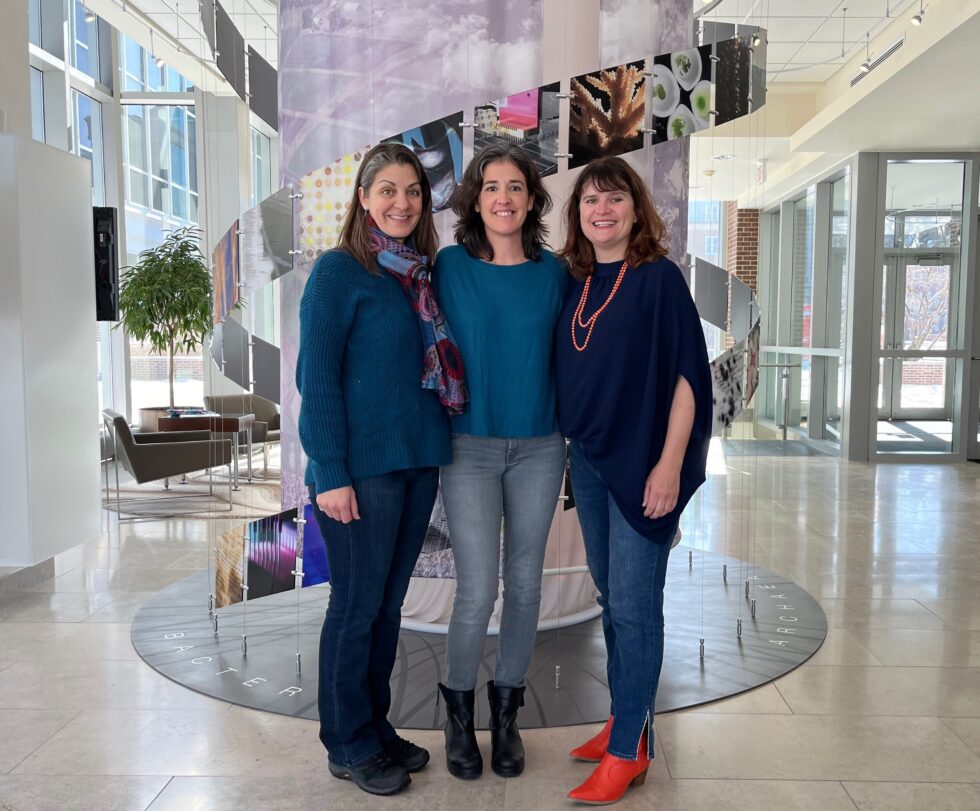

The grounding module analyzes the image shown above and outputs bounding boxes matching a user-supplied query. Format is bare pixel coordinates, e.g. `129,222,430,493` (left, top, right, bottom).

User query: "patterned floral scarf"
366,218,469,415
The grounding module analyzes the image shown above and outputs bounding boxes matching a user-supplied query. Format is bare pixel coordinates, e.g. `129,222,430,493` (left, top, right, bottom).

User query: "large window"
123,104,198,226
251,127,273,207
70,2,102,83
71,90,105,205
123,101,202,414
120,33,194,93
688,199,724,265
30,68,45,142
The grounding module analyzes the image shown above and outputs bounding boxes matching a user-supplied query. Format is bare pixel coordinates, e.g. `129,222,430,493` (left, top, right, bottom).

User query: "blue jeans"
309,467,439,767
441,432,566,690
568,441,676,761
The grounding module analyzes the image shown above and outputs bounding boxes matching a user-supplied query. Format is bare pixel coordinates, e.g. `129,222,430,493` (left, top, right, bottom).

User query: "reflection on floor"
1,454,980,809
877,419,954,454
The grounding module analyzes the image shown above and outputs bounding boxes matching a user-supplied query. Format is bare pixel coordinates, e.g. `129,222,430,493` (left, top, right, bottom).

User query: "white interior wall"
0,136,101,565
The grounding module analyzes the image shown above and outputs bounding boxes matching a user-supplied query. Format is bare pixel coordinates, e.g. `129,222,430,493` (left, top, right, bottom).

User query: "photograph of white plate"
690,79,712,130
667,105,696,140
650,64,680,118
671,48,702,92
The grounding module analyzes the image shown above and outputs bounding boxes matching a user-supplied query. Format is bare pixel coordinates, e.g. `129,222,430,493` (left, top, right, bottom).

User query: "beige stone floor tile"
657,713,980,781
817,598,947,630
12,707,320,776
0,623,140,662
775,665,980,717
917,599,980,630
0,591,117,623
941,717,980,757
802,629,886,668
841,781,980,810
797,572,980,601
28,567,192,594
0,659,223,711
860,629,980,667
149,770,511,811
81,592,159,623
685,683,794,714
0,709,80,773
0,776,169,811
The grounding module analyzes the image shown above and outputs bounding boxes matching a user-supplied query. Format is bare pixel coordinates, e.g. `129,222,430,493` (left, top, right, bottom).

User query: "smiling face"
475,159,533,243
578,181,637,263
357,162,423,241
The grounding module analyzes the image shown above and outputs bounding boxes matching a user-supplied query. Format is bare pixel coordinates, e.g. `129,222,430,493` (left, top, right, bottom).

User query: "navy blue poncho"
555,257,712,541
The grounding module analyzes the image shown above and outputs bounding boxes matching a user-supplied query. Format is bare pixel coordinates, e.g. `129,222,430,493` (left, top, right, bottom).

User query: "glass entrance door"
875,158,969,456
880,254,955,420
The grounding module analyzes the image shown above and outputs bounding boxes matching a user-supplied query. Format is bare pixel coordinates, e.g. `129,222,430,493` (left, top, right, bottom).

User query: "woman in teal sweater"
433,144,567,780
297,143,464,797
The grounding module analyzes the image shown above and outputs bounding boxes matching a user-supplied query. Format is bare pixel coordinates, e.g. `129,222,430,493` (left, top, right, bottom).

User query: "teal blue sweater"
297,249,451,492
433,245,567,438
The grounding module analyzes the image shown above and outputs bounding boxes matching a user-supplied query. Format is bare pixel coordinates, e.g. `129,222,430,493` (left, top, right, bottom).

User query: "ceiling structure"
697,0,922,84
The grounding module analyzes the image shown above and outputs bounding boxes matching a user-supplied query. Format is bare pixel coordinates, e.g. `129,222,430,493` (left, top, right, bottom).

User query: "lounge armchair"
102,409,234,518
204,393,281,475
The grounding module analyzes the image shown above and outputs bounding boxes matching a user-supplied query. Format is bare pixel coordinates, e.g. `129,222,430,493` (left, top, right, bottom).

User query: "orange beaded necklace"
571,260,629,352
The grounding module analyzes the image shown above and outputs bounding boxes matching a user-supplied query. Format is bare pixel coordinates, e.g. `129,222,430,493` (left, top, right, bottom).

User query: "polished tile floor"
1,453,980,810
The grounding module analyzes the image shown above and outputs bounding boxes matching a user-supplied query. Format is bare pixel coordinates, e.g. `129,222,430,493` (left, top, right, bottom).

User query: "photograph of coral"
569,61,646,169
474,82,561,177
297,147,371,266
384,113,464,212
714,36,752,126
649,44,712,145
212,218,239,326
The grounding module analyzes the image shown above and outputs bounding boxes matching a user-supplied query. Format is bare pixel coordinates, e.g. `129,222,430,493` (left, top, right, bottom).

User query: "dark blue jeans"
309,466,439,767
569,441,676,761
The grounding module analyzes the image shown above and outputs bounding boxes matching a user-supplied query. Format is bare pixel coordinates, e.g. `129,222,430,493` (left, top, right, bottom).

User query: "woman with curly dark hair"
555,156,712,804
433,144,567,781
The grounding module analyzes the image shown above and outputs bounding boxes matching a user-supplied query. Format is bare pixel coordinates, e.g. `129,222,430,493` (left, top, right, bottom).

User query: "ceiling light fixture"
911,1,925,25
860,32,872,73
149,29,164,69
84,8,96,23
712,153,737,161
841,7,847,58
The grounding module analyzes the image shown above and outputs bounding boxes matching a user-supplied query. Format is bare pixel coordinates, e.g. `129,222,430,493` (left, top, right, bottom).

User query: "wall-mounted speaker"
93,206,119,322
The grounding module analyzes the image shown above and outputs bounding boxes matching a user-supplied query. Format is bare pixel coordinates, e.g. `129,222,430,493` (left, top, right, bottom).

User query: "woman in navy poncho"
554,156,712,805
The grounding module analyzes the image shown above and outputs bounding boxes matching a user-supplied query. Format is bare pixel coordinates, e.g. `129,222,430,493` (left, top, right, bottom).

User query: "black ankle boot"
438,682,483,779
487,680,525,777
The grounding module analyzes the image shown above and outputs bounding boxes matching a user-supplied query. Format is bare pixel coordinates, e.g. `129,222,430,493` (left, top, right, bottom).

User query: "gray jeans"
441,432,567,691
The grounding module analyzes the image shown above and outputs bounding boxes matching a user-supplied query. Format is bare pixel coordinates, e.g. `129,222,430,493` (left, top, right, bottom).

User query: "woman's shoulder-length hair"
557,156,669,280
336,143,439,274
449,143,552,262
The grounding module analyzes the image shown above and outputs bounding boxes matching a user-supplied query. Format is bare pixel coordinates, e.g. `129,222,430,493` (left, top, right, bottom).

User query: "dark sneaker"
328,751,411,796
383,735,430,772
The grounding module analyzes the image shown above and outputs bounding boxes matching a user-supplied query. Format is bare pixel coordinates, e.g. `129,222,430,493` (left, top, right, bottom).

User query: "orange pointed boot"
568,717,613,762
567,737,649,805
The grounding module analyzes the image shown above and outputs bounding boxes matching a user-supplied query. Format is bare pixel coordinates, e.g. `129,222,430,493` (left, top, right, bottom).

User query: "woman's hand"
316,486,361,524
643,460,680,519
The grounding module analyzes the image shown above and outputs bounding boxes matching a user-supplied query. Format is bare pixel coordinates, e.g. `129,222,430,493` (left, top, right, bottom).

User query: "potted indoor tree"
117,226,214,431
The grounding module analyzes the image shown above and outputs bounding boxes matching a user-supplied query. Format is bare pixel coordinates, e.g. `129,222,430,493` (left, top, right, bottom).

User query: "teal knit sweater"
297,249,451,493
